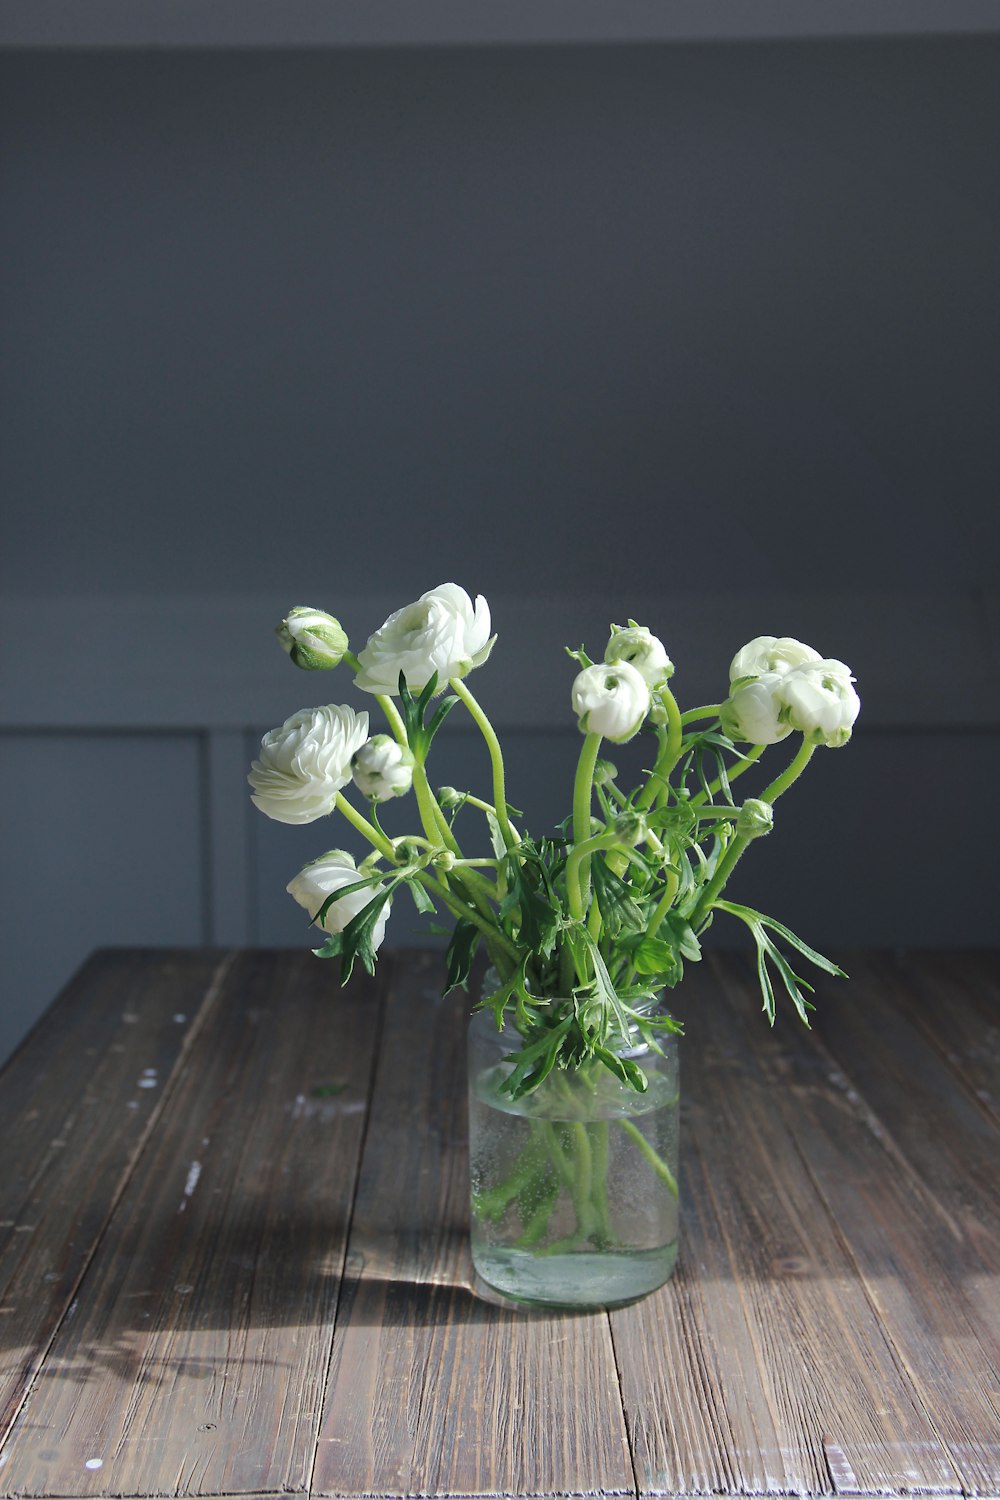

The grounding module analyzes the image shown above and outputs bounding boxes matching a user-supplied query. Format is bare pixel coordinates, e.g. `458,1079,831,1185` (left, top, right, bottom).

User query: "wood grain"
0,949,385,1499
2,947,999,1499
0,949,231,1441
313,950,634,1500
613,955,963,1499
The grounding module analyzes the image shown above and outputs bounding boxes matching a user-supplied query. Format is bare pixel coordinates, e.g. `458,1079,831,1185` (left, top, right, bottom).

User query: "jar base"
472,1243,678,1310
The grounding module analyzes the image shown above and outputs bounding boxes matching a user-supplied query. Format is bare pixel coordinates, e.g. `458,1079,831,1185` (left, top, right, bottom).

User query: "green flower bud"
736,798,774,840
593,758,619,788
436,786,465,811
433,850,457,872
613,811,648,847
276,607,349,671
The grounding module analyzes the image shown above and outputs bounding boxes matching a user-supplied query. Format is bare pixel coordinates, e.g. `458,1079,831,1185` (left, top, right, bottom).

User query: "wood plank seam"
304,953,392,1500
605,1315,641,1500
0,949,236,1457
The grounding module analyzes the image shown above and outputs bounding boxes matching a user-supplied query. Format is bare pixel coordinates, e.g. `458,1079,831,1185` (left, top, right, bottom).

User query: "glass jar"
467,1006,680,1309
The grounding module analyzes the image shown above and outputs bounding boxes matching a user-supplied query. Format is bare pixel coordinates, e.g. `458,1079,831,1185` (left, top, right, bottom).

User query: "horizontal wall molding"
3,0,999,48
1,589,996,735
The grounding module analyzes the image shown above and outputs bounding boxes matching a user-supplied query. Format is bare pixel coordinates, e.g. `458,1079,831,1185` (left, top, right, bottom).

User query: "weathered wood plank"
0,949,231,1443
787,952,1000,1494
720,952,1000,1494
613,955,962,1499
0,949,384,1499
884,950,1000,1131
314,951,634,1500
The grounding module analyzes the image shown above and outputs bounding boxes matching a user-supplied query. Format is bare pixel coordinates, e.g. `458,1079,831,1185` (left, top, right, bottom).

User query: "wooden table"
1,948,998,1500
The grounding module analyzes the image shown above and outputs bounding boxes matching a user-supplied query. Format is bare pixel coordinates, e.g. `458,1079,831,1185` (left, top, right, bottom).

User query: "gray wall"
2,40,999,1063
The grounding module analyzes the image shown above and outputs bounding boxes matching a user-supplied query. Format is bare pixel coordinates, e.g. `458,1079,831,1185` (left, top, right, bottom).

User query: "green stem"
691,744,765,807
344,650,409,748
637,688,683,810
680,704,721,726
334,793,518,968
413,762,462,855
621,1119,678,1198
571,732,603,915
449,678,517,851
334,792,397,861
565,827,621,923
759,737,816,805
411,765,498,924
453,792,522,841
689,738,816,928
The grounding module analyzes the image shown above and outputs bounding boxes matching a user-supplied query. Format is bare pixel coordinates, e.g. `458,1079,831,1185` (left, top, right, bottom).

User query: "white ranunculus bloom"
248,704,369,824
729,635,822,684
276,606,348,670
604,624,674,688
354,583,495,696
287,851,391,947
720,672,794,745
779,659,861,748
572,661,651,743
351,734,416,802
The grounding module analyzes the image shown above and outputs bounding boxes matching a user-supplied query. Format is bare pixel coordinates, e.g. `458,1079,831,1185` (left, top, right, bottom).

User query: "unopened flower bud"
572,661,650,743
433,850,457,872
613,811,648,847
436,786,465,810
276,607,349,670
593,758,619,787
351,735,415,803
736,798,774,839
605,623,674,687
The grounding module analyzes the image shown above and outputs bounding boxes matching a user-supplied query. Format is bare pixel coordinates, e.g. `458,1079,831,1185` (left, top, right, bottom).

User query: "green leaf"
662,910,702,962
592,1045,648,1092
404,877,436,915
591,855,646,939
313,870,385,930
445,919,480,994
714,900,845,977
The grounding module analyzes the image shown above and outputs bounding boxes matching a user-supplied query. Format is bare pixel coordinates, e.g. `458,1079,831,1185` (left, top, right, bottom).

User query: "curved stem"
689,738,816,928
344,650,409,747
449,678,517,851
334,792,397,861
335,793,516,967
620,1119,678,1198
680,704,721,726
637,688,683,811
690,744,765,807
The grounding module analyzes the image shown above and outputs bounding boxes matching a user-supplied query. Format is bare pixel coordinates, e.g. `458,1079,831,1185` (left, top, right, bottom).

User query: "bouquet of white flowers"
249,584,860,1306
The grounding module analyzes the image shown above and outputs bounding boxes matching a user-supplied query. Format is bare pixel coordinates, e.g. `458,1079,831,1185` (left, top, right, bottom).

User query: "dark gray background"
2,38,998,1063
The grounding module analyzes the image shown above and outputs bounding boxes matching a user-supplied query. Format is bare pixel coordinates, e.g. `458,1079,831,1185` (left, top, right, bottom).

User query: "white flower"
351,734,415,802
779,659,860,748
572,661,650,743
354,583,495,696
605,623,674,687
276,606,348,670
729,635,822,684
287,851,391,947
248,704,369,824
721,672,794,745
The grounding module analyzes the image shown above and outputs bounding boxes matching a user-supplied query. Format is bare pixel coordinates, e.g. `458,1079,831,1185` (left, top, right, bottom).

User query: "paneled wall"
2,41,998,1063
